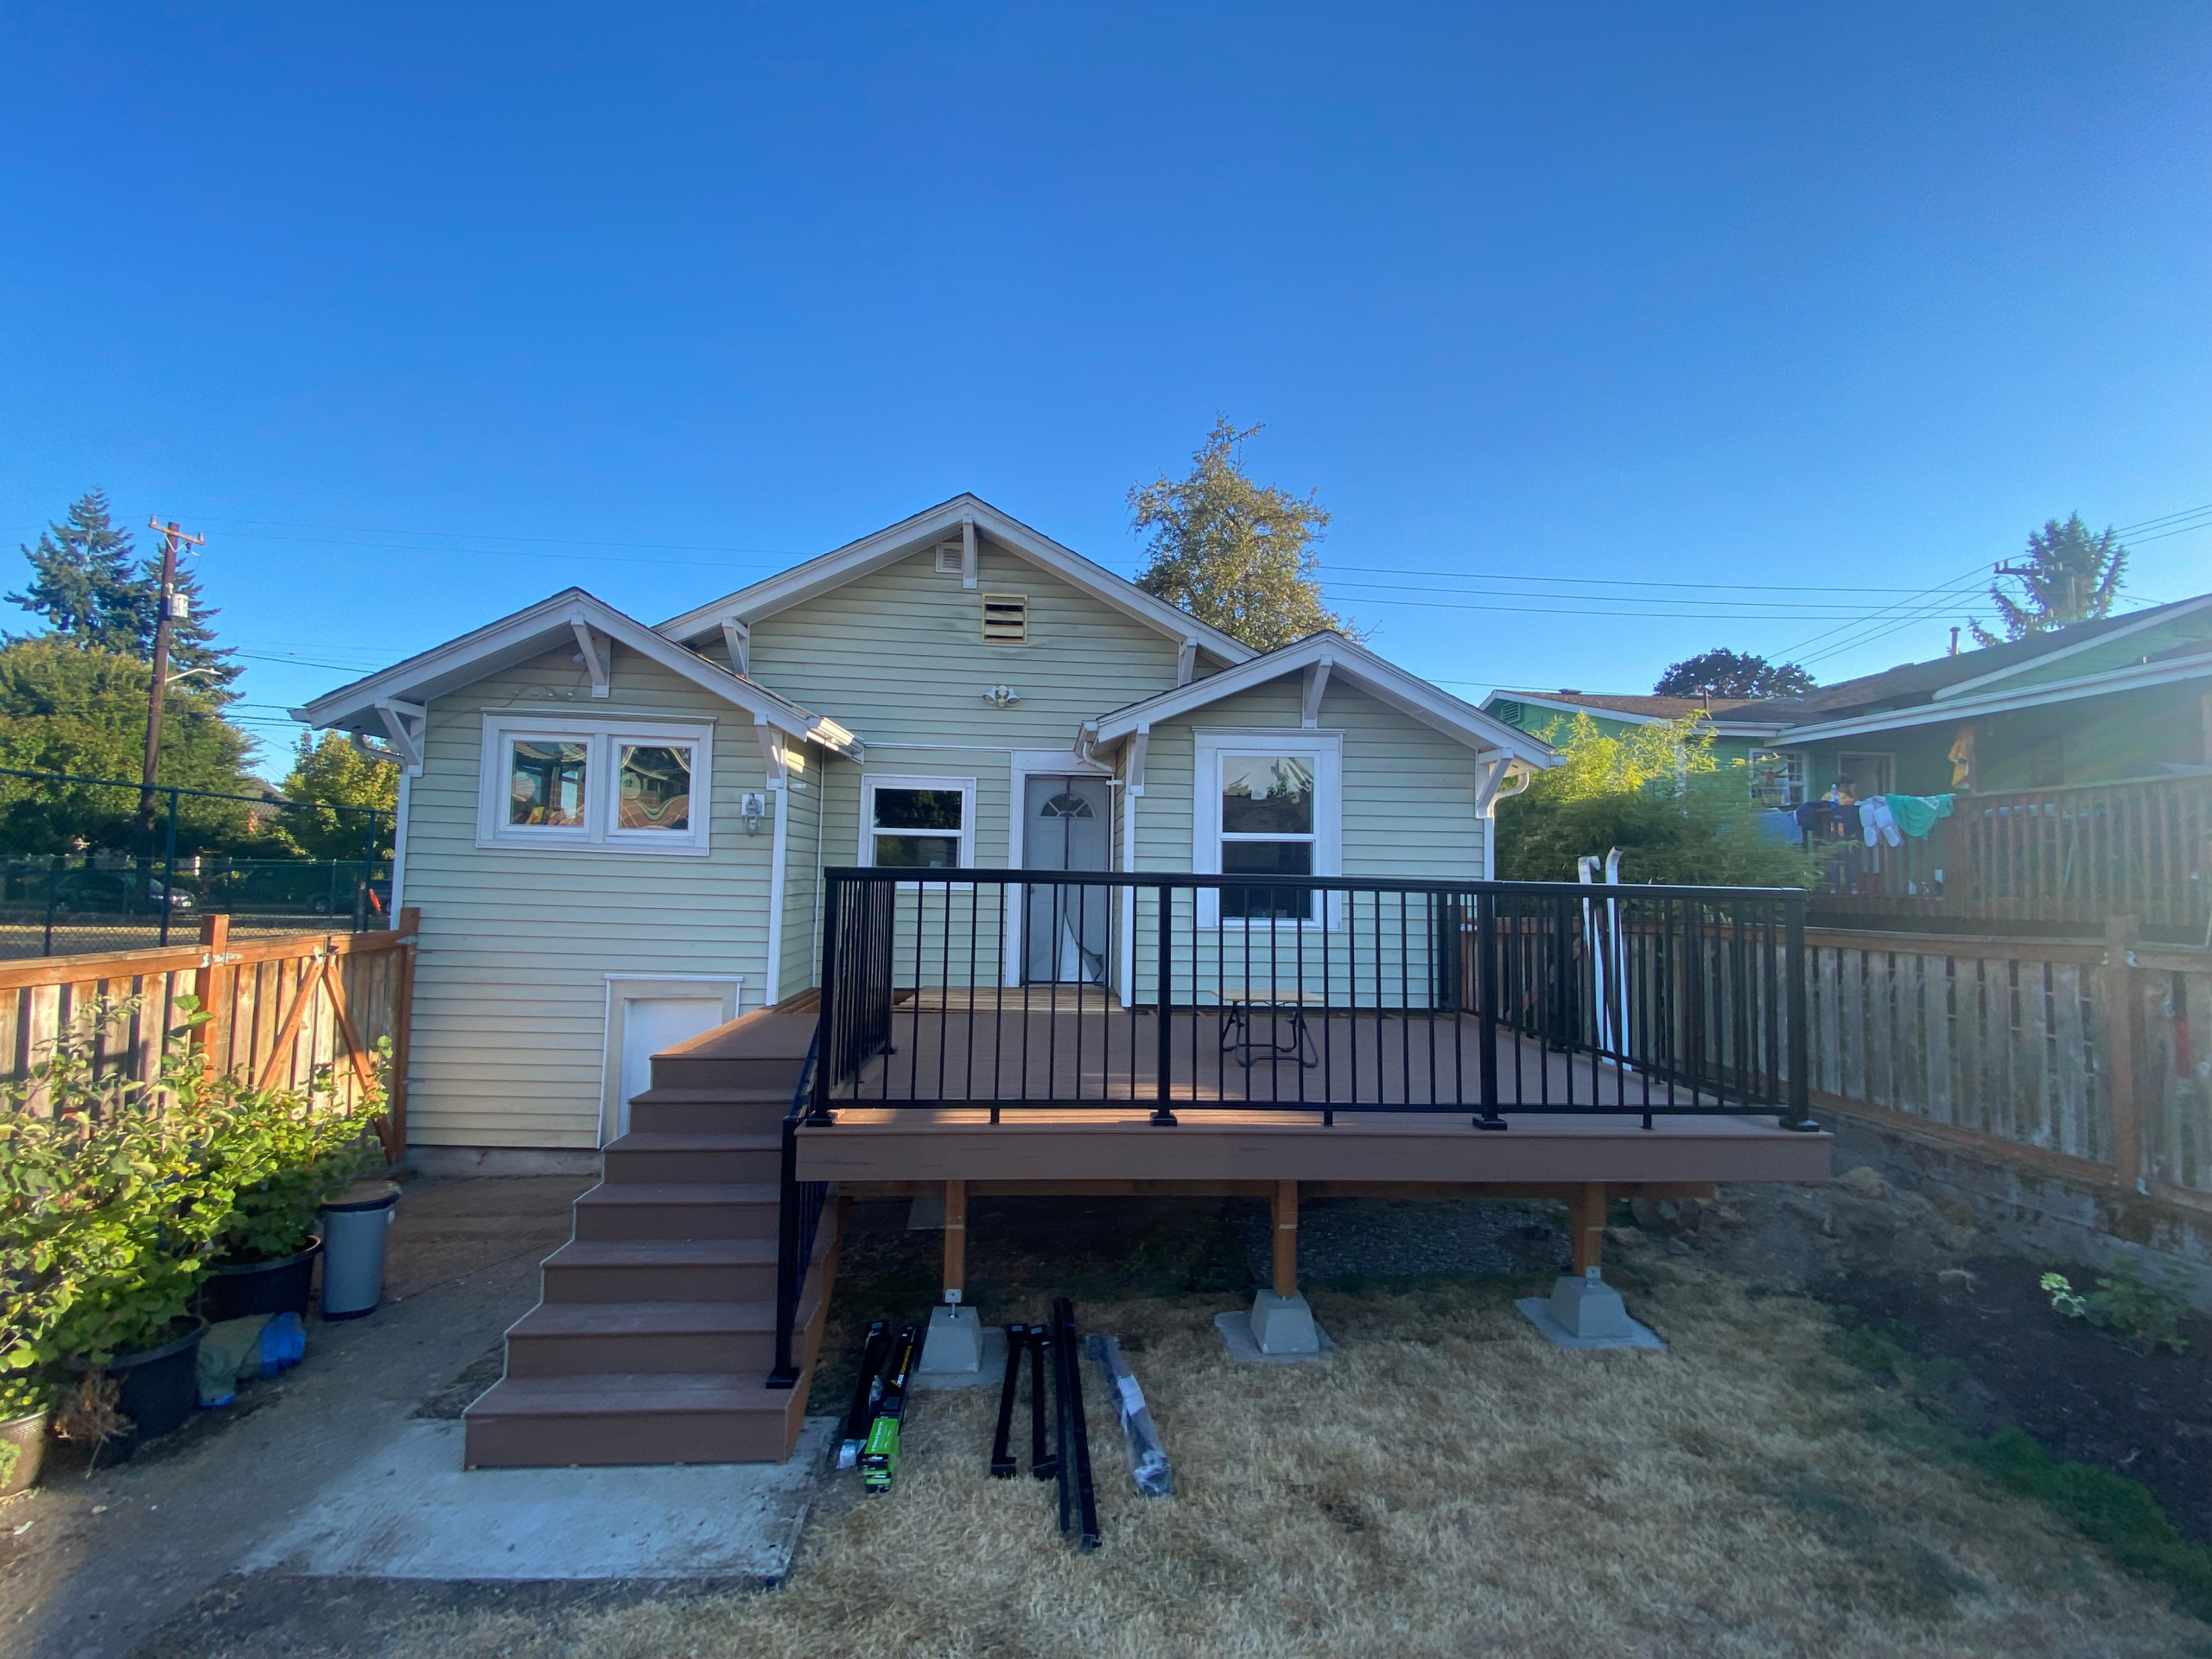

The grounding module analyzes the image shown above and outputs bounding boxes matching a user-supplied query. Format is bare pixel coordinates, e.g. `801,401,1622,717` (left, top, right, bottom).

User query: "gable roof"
1484,690,1789,733
291,588,861,757
1084,631,1554,765
655,493,1256,666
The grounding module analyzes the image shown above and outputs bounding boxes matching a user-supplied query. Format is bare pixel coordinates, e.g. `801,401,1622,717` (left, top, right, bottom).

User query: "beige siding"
775,743,823,1000
1123,675,1487,1007
399,644,781,1148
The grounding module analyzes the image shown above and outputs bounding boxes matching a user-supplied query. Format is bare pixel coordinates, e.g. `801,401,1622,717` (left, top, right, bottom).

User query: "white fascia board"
1774,654,2212,743
1930,594,2212,701
653,493,1256,666
294,588,861,756
1090,633,1554,765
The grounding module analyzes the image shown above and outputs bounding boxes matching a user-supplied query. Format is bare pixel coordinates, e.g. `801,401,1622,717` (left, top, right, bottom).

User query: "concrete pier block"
1248,1291,1322,1356
1516,1270,1665,1351
915,1304,982,1375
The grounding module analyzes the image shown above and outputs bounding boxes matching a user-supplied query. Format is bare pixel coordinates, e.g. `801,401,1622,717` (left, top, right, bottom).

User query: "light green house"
297,495,1552,1161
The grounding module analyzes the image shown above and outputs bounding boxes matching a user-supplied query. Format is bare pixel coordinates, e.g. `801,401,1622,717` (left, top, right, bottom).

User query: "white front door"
616,996,726,1139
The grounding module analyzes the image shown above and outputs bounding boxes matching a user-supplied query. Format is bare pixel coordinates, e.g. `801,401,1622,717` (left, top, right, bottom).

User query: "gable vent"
982,593,1029,645
1493,698,1526,725
933,539,964,576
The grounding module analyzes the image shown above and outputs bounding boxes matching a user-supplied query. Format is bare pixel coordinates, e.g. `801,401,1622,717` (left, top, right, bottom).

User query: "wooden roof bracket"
1300,654,1334,728
1124,723,1150,795
961,515,979,589
569,616,612,697
1177,637,1198,687
721,616,751,677
757,720,790,785
370,698,426,775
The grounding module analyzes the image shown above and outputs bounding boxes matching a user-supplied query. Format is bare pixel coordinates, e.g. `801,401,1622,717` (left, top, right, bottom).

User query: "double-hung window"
479,718,714,854
1194,731,1341,925
861,775,976,872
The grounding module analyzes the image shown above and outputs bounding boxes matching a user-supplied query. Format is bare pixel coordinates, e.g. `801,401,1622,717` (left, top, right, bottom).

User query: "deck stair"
462,1007,835,1468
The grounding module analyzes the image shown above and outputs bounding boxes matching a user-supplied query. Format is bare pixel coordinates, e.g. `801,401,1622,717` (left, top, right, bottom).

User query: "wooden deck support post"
943,1179,967,1303
2103,917,2145,1195
1272,1179,1299,1298
1569,1181,1607,1275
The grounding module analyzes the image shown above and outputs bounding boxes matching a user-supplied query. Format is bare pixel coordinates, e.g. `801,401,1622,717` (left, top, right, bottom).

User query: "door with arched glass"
1023,775,1110,984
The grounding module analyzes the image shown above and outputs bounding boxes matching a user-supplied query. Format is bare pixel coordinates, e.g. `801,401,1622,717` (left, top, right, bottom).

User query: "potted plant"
3,999,240,1455
199,1035,388,1323
0,1374,55,1497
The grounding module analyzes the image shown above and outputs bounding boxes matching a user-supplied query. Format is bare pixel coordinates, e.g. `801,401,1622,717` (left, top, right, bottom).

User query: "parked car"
50,870,195,914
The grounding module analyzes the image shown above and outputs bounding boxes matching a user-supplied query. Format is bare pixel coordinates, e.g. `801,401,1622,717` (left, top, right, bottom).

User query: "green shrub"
0,996,388,1398
2040,1262,2191,1356
1967,1427,2212,1617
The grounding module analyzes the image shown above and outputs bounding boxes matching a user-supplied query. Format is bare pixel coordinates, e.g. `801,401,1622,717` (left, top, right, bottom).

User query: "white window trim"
859,773,977,874
477,715,715,855
1192,728,1342,929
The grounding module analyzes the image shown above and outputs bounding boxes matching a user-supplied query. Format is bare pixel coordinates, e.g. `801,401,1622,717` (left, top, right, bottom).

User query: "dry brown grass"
215,1257,2212,1659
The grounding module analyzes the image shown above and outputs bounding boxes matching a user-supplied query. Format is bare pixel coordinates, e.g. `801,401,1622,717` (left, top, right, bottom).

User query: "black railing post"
1476,888,1504,1128
810,874,842,1123
768,1111,803,1386
1782,892,1817,1131
1151,881,1176,1125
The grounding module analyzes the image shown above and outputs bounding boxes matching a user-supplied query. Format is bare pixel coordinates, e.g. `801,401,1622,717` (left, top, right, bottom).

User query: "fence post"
384,906,420,1162
193,912,230,1077
2103,915,2145,1193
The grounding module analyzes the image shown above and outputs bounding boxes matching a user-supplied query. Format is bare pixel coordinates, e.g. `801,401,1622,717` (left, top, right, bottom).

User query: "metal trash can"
320,1182,400,1320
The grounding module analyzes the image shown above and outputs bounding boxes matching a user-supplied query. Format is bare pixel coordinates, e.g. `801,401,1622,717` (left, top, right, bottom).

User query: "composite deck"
798,991,1829,1187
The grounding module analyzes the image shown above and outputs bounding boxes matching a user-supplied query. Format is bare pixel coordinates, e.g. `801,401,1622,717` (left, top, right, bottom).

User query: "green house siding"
737,543,1184,749
397,644,784,1150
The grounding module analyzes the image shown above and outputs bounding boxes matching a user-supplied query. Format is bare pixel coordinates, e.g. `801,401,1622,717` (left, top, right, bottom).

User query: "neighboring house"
296,495,1554,1160
1483,594,2212,935
1478,690,1786,790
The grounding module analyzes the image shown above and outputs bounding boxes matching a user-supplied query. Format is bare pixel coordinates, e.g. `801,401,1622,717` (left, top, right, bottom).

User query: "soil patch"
1816,1255,2212,1541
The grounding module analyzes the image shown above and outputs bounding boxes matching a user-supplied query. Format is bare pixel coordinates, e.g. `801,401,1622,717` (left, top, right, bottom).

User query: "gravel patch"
1232,1197,1573,1283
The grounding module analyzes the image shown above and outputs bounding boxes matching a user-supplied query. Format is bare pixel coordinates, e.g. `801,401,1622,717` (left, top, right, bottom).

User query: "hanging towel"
1884,793,1955,840
1860,798,1903,848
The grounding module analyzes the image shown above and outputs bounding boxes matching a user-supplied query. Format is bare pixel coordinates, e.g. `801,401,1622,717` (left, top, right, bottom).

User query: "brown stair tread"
575,1181,779,1206
547,1238,778,1268
624,1086,794,1105
466,1371,801,1416
607,1130,779,1152
510,1299,781,1336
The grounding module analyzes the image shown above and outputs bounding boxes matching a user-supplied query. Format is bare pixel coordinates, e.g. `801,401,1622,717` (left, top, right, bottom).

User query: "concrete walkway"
0,1175,602,1659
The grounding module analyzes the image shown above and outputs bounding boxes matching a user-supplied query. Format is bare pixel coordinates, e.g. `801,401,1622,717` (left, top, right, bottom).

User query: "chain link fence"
0,766,392,959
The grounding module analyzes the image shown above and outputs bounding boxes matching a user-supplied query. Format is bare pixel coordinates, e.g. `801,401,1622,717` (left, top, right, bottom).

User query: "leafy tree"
0,638,261,854
1969,513,2127,646
276,732,397,861
1654,648,1814,699
8,492,146,654
1497,712,1823,887
1129,417,1357,650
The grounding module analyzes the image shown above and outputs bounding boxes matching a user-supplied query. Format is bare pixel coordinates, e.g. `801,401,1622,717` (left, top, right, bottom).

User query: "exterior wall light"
741,791,766,834
983,684,1020,709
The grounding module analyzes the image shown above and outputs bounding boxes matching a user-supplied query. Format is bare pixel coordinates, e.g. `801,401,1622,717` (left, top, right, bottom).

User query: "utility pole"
137,517,205,853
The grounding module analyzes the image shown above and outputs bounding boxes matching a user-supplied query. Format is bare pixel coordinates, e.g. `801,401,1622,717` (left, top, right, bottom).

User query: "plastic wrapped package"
1083,1333,1171,1497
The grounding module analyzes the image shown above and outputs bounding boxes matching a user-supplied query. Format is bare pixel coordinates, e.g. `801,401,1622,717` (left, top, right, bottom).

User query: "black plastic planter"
67,1319,207,1451
197,1238,321,1324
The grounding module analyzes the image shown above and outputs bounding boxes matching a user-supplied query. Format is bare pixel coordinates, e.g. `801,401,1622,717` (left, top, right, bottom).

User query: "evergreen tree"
1969,513,2127,646
8,491,146,652
1129,417,1357,651
1654,648,1815,699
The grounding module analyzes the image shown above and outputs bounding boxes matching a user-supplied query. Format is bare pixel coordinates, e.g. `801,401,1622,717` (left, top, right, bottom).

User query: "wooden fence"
0,907,419,1160
1810,772,2212,940
1799,918,2210,1216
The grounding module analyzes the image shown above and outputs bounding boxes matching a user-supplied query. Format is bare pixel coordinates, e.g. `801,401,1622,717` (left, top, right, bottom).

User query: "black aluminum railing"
766,1027,829,1389
804,868,1814,1126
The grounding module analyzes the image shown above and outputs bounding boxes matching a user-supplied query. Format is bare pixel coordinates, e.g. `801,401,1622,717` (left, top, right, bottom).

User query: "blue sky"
3,5,2208,776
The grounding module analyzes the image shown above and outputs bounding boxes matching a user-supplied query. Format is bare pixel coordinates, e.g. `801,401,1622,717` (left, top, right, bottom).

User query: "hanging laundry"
1883,793,1955,839
1860,798,1902,848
